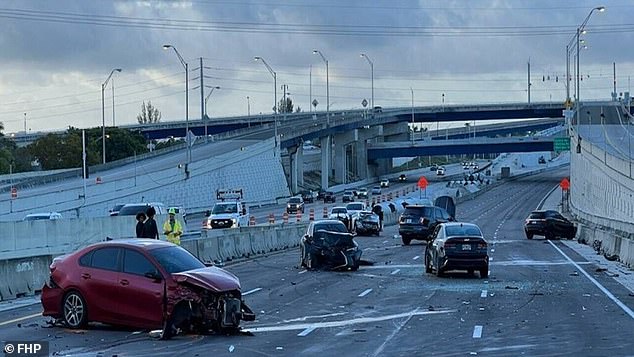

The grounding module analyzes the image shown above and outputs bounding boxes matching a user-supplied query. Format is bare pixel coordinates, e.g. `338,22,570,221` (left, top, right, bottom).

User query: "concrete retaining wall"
570,133,634,268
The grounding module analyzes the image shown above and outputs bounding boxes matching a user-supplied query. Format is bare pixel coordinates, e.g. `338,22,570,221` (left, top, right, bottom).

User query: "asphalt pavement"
1,167,633,356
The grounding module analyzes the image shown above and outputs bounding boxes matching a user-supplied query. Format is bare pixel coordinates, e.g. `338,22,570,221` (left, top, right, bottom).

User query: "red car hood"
172,267,241,292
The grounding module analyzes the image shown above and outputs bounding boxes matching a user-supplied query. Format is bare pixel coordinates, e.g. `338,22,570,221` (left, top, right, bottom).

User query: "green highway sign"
553,137,570,152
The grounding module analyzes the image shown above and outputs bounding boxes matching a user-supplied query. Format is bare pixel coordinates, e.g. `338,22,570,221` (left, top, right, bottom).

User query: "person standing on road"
142,206,159,239
135,212,147,238
372,204,384,231
163,208,183,245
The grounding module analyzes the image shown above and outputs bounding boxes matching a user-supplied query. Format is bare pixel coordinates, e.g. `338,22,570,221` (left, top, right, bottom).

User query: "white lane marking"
413,255,420,260
481,290,488,298
358,288,373,297
391,269,401,275
0,312,41,327
472,325,483,338
243,287,262,296
364,264,424,270
0,297,40,313
371,308,420,357
283,312,347,323
298,269,308,274
548,240,634,320
244,309,456,333
297,326,316,337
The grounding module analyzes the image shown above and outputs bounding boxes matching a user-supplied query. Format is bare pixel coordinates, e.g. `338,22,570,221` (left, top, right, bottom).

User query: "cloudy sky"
0,0,632,134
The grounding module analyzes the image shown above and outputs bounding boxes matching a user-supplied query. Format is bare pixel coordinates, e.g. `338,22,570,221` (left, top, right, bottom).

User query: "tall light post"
565,6,605,106
101,68,121,165
254,56,278,147
313,49,329,126
163,44,190,163
246,96,251,116
204,86,220,142
410,87,414,145
360,53,374,110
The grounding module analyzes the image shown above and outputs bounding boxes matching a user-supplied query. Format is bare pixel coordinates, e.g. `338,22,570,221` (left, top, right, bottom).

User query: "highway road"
2,168,633,356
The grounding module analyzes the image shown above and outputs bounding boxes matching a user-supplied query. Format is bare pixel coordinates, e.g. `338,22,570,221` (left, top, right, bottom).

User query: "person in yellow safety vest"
163,208,183,245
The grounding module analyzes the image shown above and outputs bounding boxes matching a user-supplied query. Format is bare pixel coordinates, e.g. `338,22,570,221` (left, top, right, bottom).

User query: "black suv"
286,197,305,214
399,205,452,245
524,210,576,240
299,190,315,203
323,191,336,203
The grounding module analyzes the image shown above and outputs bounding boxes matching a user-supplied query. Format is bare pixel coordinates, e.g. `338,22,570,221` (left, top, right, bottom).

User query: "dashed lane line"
481,290,488,298
297,326,317,337
390,269,401,275
472,325,483,338
358,288,373,297
243,287,263,296
413,255,420,260
0,312,42,327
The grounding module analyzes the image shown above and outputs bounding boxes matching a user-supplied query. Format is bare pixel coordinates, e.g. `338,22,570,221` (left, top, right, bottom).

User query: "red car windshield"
149,246,205,274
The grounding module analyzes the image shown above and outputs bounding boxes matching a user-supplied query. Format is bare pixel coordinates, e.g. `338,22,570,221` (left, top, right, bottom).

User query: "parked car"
524,210,576,240
41,239,255,339
299,220,362,271
425,223,488,278
398,174,407,182
108,204,125,217
398,204,453,245
299,190,317,203
118,203,167,216
328,207,351,230
371,186,382,195
354,211,381,236
342,191,354,203
323,191,336,203
286,196,305,214
379,179,390,188
23,212,63,221
436,166,446,176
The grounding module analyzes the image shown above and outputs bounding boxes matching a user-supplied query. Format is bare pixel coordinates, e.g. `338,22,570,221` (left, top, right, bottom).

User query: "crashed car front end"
161,267,255,338
303,231,362,271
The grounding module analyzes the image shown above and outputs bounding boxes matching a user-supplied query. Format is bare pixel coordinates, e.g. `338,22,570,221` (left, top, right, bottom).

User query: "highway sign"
553,137,570,152
362,99,368,107
312,99,319,108
417,176,428,189
560,178,570,191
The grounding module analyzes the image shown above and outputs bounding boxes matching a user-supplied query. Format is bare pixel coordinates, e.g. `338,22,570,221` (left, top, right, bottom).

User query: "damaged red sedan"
41,239,255,339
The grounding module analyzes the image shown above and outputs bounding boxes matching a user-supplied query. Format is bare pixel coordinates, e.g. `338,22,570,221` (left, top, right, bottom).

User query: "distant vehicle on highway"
300,220,362,271
524,210,576,240
371,186,382,195
23,212,63,221
328,207,350,230
425,222,489,278
108,204,125,216
373,106,383,113
41,239,255,338
436,166,446,176
203,189,248,229
299,190,317,203
399,203,454,245
286,196,305,214
116,203,167,216
323,191,336,203
538,156,547,164
398,174,407,182
356,187,369,199
342,190,354,203
379,179,389,188
430,165,438,171
354,211,381,236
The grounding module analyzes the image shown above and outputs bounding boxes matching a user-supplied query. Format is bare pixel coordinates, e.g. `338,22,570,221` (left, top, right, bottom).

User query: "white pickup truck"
202,189,249,229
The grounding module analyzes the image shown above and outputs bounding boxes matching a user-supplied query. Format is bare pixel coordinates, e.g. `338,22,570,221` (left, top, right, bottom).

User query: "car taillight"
525,219,529,225
443,242,456,250
477,243,487,250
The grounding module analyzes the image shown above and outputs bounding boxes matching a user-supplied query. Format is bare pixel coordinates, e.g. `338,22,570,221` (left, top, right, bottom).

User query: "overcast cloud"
0,0,632,133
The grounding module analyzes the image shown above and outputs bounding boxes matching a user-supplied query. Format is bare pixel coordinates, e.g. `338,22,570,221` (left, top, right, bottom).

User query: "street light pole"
163,44,190,163
313,50,329,126
204,86,221,142
101,68,121,165
410,87,414,145
360,53,374,109
254,56,278,148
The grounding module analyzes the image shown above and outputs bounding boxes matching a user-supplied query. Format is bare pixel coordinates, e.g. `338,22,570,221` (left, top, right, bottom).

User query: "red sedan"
41,239,254,339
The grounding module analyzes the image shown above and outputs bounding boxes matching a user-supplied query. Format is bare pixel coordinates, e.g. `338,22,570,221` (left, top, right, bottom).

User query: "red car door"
80,247,125,324
116,248,165,329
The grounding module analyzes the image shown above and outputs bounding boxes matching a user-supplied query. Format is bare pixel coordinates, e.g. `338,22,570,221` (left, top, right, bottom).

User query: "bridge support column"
289,144,304,194
320,135,331,190
355,139,369,180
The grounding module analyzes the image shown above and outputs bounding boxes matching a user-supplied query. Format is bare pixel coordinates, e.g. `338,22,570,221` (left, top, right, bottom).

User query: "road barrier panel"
296,211,302,223
268,213,275,224
323,207,328,218
309,208,315,221
249,215,256,226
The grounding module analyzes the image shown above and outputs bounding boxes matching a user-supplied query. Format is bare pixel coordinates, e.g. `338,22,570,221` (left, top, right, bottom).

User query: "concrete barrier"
0,255,51,300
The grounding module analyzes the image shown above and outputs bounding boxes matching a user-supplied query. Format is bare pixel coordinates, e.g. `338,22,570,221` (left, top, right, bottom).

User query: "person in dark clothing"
372,204,384,231
142,207,159,239
135,212,147,238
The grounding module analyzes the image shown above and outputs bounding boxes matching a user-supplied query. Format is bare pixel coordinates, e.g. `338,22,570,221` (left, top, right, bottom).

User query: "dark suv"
399,205,452,245
524,210,576,240
286,197,305,214
323,191,336,203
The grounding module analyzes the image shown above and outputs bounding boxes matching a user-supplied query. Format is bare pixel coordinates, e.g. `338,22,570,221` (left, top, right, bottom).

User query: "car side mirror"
144,271,162,281
423,218,430,225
